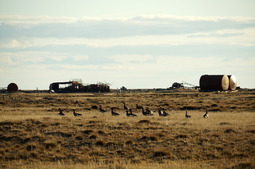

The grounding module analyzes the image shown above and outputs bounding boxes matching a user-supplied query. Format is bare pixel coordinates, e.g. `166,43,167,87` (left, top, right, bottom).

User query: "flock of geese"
58,102,209,119
58,108,82,117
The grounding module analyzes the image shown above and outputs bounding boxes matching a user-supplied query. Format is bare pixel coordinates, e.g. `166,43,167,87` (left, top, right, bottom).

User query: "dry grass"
0,89,255,168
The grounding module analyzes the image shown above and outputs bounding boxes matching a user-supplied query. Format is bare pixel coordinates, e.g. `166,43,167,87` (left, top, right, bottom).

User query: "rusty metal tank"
7,83,18,92
228,75,237,91
199,75,229,91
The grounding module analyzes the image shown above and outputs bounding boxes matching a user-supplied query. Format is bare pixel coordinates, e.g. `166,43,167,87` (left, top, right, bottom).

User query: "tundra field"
0,89,255,169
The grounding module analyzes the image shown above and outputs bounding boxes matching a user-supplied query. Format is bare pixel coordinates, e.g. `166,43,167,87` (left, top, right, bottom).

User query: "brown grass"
0,89,255,168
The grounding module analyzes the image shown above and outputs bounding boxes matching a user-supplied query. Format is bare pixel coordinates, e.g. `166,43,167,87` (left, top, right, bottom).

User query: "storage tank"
7,83,18,92
228,75,237,91
199,75,229,91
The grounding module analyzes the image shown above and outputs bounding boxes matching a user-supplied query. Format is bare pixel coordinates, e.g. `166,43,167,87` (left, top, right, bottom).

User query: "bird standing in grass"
158,108,169,116
142,107,153,116
73,109,82,117
158,108,163,116
99,105,107,113
136,104,143,109
204,110,209,118
111,108,119,116
126,108,137,117
58,108,65,116
123,102,128,111
162,108,169,116
185,111,191,118
146,107,154,115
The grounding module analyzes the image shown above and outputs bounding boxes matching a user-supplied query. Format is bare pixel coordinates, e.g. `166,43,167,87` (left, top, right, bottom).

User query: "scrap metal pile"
49,81,110,93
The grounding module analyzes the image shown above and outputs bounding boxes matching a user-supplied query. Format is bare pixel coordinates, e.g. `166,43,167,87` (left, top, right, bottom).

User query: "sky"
0,0,255,90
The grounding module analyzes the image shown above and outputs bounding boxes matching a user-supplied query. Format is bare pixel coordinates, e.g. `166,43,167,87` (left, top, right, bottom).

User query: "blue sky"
0,0,255,89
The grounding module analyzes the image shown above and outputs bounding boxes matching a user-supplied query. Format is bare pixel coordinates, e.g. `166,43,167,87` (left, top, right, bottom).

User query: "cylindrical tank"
7,83,18,92
199,75,229,91
228,75,237,91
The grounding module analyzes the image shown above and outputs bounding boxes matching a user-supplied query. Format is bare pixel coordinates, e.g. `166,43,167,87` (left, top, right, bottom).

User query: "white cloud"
0,15,254,52
73,55,89,61
1,15,255,24
0,56,14,65
57,63,130,71
109,54,153,63
1,27,254,48
134,15,255,22
1,15,255,41
0,52,67,66
0,16,79,24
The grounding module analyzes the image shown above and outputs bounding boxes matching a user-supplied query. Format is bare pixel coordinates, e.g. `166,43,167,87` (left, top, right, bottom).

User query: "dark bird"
162,108,169,116
146,107,154,115
126,108,137,117
99,105,107,113
91,105,98,109
123,102,128,111
111,108,119,116
57,108,65,116
142,107,153,116
136,104,143,109
185,111,191,118
158,108,163,116
158,108,169,116
73,109,82,117
204,110,209,118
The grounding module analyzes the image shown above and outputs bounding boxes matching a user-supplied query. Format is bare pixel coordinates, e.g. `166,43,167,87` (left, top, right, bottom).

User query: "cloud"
1,14,254,49
0,56,14,65
0,16,79,24
0,52,67,66
73,55,89,61
1,27,254,49
109,54,153,63
1,15,255,40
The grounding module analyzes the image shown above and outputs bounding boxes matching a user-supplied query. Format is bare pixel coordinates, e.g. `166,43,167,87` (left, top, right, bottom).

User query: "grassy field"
0,89,254,168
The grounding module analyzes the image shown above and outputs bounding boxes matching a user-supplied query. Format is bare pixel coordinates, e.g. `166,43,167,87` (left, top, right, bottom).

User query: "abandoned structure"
49,81,110,93
171,82,184,89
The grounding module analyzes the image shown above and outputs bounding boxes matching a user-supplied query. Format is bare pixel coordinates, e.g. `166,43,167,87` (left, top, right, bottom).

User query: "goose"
146,107,154,115
185,111,191,118
142,107,153,116
162,108,169,116
111,108,119,116
73,109,82,117
126,108,137,117
203,110,209,118
57,108,65,116
158,108,163,116
158,108,169,116
99,105,107,113
123,102,128,111
136,104,143,109
91,105,98,109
